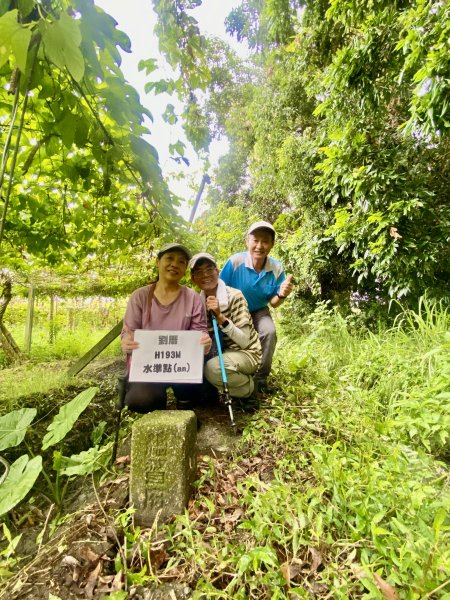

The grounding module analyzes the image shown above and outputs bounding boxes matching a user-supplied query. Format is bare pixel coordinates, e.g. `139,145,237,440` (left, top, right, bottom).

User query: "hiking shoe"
255,380,277,397
233,392,260,413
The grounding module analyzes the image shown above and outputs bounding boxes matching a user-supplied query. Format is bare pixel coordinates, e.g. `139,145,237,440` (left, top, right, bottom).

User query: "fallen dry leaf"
351,563,368,579
83,560,102,599
111,570,124,592
216,494,227,506
374,573,400,600
78,545,100,563
352,564,399,600
281,558,303,582
224,507,244,523
112,475,129,484
227,472,236,485
281,561,290,582
308,547,323,573
61,555,80,568
150,547,168,570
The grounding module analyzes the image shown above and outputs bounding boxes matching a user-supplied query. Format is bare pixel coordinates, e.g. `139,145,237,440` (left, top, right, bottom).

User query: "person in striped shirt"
190,252,262,401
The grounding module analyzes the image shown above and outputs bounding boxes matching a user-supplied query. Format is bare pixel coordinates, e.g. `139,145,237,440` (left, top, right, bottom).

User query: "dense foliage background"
1,0,449,338
165,0,450,312
0,1,449,598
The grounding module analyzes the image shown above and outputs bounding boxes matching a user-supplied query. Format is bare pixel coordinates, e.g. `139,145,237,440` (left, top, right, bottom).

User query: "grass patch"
0,300,448,598
0,362,71,411
0,326,122,367
92,299,448,598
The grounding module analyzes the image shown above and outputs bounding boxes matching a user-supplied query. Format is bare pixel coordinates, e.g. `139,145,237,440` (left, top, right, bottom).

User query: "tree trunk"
0,274,24,364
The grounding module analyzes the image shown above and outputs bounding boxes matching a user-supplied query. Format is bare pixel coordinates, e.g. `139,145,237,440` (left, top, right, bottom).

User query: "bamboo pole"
24,284,35,353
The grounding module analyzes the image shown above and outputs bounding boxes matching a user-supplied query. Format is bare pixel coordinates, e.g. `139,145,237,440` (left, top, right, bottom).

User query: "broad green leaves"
0,9,31,73
148,0,212,152
41,12,84,82
42,387,98,450
0,408,37,451
0,1,177,279
56,445,110,477
0,386,101,515
0,455,42,516
397,0,450,138
18,0,35,18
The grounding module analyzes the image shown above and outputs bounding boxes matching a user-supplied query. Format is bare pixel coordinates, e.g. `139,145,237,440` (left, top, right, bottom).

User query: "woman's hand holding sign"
200,333,212,355
121,324,139,354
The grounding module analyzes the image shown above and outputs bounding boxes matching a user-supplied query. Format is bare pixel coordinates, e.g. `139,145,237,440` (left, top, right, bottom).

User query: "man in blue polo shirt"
220,221,293,393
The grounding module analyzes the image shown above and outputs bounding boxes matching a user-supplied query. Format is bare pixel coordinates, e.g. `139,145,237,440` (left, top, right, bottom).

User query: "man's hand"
279,274,294,298
205,295,221,318
121,325,139,354
270,274,294,308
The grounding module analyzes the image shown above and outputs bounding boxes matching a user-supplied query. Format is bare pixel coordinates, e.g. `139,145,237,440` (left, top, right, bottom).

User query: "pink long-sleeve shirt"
124,285,208,334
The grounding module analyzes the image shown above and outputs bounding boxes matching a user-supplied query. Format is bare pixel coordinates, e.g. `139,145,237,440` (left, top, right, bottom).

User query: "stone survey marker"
130,410,197,526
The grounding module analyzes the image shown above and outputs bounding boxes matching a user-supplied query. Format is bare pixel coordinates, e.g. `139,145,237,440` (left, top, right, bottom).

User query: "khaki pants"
204,350,259,398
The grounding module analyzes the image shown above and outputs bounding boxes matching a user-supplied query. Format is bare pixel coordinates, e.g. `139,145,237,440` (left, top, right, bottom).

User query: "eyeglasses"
192,267,216,277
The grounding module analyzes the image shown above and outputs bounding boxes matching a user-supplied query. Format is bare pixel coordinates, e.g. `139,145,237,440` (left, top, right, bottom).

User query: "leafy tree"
0,0,189,361
0,0,181,268
144,0,211,153
178,0,450,309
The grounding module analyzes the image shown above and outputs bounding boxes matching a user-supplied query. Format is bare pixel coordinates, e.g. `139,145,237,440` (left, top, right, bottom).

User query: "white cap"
247,221,275,238
189,252,217,270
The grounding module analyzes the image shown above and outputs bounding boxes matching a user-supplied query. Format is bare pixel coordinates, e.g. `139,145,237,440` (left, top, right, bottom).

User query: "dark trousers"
125,382,202,414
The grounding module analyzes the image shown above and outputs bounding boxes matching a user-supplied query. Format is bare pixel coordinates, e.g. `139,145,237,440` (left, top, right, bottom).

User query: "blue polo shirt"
220,252,285,313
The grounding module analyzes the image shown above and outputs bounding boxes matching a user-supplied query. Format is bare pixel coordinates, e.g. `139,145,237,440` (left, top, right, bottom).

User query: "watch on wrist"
220,319,230,328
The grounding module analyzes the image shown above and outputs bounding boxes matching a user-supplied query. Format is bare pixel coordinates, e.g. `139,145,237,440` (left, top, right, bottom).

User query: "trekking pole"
210,313,236,428
111,374,127,464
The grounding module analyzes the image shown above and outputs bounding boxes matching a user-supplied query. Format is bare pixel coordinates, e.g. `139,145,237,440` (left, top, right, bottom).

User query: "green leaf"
58,110,78,149
0,10,20,69
91,421,107,446
0,408,37,451
138,58,158,75
162,103,177,125
41,13,85,81
0,455,42,516
57,445,110,477
10,21,31,73
0,523,22,557
41,387,98,450
432,507,447,535
101,592,127,600
73,116,89,148
0,0,11,17
18,0,34,18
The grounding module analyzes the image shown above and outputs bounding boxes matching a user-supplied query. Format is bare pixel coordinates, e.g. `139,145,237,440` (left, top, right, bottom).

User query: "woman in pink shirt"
121,243,211,413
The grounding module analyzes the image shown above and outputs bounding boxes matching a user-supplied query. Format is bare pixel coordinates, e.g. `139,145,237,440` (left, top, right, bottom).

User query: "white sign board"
128,330,204,384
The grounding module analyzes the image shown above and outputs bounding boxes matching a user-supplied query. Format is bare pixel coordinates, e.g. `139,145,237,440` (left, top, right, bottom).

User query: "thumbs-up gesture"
279,274,294,299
